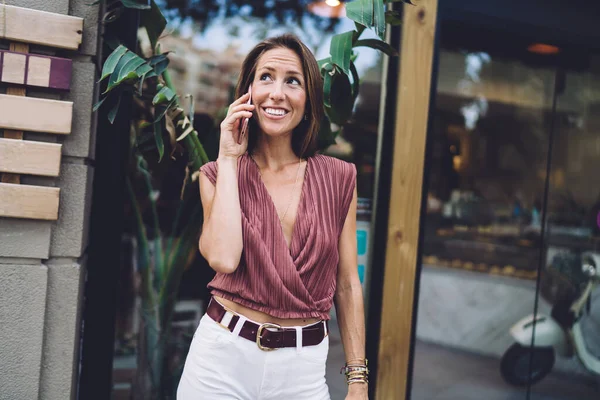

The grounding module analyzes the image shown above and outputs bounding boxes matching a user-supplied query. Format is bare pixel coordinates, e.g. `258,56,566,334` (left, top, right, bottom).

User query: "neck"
252,133,300,171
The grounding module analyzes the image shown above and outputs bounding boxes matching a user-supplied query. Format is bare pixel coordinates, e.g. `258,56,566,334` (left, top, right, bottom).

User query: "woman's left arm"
334,186,368,399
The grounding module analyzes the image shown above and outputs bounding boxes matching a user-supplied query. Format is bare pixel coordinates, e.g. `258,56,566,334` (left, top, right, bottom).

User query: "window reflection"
424,48,556,281
413,26,600,399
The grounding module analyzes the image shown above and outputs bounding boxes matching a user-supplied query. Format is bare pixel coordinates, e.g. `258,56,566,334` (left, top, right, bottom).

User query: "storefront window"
412,22,600,399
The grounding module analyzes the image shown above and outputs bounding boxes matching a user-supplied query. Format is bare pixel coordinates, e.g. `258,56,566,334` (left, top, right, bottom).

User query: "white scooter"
501,252,600,386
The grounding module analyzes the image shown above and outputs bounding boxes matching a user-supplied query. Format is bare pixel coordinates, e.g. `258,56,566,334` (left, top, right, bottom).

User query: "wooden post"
1,42,28,184
375,1,438,399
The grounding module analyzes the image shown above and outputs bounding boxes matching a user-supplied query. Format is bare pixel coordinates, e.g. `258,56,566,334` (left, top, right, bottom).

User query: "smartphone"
239,86,252,142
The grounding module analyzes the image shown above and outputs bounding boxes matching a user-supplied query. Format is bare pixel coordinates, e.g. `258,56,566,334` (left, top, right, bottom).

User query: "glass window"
412,22,600,399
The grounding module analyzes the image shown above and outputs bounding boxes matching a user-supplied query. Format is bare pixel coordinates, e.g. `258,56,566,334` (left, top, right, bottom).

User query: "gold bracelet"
348,378,369,385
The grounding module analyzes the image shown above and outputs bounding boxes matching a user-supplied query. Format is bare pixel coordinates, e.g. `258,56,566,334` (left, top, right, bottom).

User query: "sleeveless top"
199,152,356,320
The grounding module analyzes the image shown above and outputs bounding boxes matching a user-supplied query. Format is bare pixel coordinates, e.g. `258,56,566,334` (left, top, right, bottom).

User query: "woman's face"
251,47,307,139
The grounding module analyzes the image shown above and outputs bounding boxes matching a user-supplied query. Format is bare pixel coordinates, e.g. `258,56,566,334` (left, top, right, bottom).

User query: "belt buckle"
256,322,281,351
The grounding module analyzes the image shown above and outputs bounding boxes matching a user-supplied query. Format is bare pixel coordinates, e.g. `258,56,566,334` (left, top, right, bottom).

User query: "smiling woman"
177,34,367,400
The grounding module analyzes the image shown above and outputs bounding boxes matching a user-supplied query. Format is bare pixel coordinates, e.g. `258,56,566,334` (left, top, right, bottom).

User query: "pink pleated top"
199,152,356,320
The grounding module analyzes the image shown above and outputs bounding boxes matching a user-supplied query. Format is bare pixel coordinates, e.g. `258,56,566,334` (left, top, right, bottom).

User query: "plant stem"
162,69,209,169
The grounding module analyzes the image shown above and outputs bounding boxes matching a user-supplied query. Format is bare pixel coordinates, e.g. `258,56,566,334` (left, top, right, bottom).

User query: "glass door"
410,20,600,400
528,53,600,399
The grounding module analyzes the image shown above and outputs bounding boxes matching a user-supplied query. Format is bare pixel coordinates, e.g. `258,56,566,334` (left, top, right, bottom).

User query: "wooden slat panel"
0,94,73,134
0,50,72,90
1,42,29,184
0,182,60,220
0,138,62,177
375,1,438,399
0,5,83,50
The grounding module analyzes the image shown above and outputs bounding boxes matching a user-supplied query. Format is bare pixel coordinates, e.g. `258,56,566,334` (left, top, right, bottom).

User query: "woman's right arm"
198,91,253,274
198,157,243,274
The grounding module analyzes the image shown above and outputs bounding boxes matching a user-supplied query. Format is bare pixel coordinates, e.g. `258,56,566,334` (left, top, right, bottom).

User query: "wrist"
217,155,239,166
348,382,368,392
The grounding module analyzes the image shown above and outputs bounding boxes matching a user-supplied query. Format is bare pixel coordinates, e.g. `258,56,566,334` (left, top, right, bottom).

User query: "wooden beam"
0,182,60,220
0,50,72,90
0,138,62,177
375,1,438,399
0,94,73,135
0,5,83,50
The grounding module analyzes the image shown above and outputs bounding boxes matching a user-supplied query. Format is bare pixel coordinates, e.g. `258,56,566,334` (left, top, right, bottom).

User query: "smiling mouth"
263,107,289,117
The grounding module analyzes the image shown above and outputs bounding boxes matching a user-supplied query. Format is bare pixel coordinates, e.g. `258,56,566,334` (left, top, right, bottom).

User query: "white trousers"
177,312,331,400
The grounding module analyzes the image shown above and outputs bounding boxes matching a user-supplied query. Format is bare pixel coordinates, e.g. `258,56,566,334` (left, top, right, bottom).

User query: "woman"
178,34,368,400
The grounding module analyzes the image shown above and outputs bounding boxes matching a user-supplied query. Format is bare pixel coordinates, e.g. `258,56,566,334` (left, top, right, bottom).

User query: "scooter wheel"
500,343,555,386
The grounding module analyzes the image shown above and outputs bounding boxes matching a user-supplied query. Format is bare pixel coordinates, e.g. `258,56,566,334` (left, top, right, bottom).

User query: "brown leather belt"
206,298,328,351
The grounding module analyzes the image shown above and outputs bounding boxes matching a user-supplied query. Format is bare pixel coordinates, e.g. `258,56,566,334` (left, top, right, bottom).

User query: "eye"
287,77,301,85
259,73,272,81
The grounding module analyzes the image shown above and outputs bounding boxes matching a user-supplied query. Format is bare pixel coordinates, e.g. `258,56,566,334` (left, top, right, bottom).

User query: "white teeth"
265,108,287,116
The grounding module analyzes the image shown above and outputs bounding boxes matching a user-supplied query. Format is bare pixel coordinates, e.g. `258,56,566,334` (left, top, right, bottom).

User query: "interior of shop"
412,19,600,400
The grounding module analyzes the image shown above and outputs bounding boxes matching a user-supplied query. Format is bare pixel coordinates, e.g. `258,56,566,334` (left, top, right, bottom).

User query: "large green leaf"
152,86,176,106
105,51,137,93
345,0,374,29
354,38,399,56
318,57,332,70
135,63,154,78
374,0,386,40
329,31,354,75
121,0,151,9
92,97,107,112
117,56,146,83
108,91,123,124
325,70,354,125
100,45,128,81
140,0,167,51
150,54,170,76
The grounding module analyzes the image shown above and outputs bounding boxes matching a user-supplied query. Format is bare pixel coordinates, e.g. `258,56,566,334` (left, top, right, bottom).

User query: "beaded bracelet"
340,358,369,385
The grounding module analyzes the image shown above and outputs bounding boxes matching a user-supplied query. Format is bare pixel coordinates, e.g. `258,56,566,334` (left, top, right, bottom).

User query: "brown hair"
234,34,324,158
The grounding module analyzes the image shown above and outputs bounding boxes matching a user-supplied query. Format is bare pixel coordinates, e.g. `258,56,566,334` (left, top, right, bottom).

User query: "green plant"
94,0,411,398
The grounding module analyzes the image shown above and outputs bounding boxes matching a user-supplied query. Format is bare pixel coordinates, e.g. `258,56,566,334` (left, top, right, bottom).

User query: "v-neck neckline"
248,153,311,255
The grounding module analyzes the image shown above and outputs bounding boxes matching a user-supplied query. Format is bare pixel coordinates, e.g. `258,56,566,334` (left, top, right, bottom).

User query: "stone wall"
0,1,101,399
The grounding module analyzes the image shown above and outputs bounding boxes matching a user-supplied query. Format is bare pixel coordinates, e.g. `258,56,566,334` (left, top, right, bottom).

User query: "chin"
259,123,299,138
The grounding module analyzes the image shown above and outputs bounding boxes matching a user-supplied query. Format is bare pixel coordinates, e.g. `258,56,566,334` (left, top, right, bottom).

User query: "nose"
269,83,285,101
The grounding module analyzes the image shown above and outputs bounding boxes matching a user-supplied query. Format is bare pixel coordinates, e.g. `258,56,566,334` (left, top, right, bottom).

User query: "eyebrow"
259,65,303,77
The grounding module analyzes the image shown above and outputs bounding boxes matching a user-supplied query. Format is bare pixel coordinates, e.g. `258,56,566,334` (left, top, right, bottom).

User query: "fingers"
221,110,253,145
228,92,251,113
222,110,253,129
228,102,255,115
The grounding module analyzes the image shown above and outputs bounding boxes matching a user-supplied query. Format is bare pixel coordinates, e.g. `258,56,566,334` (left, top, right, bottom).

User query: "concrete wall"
0,1,101,399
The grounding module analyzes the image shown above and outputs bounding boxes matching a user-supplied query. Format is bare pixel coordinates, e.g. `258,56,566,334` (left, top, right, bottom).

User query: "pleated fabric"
199,152,356,320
